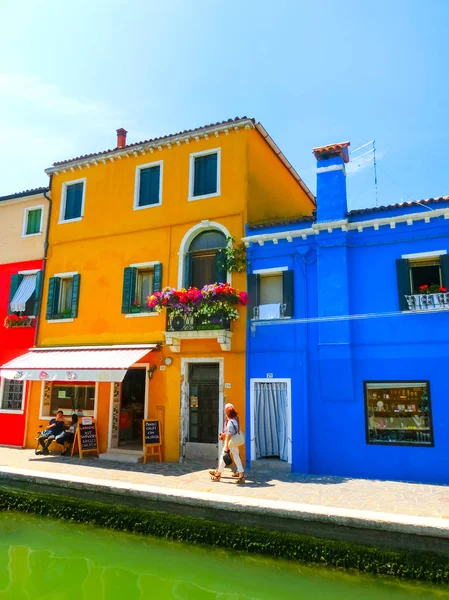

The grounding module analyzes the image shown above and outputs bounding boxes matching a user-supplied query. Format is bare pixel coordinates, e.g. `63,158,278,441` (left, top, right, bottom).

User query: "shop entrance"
119,369,146,450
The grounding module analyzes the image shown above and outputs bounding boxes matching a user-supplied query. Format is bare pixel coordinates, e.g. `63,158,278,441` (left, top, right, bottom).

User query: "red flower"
419,285,429,291
440,287,447,293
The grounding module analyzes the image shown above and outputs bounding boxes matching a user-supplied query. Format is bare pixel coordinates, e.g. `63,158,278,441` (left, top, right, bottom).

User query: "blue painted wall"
246,152,449,484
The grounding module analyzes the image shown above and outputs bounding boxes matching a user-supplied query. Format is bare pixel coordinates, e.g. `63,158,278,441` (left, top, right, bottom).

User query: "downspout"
33,178,52,347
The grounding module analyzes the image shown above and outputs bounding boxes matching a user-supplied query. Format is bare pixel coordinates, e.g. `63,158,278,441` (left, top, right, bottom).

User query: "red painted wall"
0,259,43,446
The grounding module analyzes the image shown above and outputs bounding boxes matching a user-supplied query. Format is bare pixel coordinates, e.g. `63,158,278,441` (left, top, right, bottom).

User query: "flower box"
405,292,449,311
4,315,35,328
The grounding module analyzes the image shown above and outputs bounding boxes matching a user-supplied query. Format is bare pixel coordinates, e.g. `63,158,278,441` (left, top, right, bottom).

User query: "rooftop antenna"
373,140,379,207
350,140,378,206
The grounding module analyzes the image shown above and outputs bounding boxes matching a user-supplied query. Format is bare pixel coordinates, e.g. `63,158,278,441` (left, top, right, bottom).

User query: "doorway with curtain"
251,380,291,464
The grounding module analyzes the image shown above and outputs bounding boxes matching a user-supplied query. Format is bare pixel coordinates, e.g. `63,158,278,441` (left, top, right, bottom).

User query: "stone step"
99,450,143,464
250,459,291,473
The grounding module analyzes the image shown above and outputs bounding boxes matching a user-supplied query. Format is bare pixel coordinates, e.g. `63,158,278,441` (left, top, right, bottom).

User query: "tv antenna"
350,140,379,206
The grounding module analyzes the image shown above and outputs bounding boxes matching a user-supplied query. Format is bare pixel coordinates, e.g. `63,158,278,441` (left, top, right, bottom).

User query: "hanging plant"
218,237,249,273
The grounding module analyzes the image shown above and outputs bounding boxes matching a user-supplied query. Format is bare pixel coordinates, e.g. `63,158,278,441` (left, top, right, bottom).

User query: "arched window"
186,230,227,289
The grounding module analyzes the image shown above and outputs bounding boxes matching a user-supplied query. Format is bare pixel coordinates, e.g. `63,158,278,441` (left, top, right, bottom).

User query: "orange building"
1,117,314,463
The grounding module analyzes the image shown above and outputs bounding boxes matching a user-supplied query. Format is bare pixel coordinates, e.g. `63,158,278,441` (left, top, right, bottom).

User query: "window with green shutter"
248,270,294,319
186,231,226,288
46,274,80,320
191,151,219,198
122,264,163,313
63,181,84,221
137,164,161,208
25,208,42,235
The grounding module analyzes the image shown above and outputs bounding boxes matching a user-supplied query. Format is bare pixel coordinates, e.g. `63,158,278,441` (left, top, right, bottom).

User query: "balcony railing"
405,292,449,311
166,310,231,332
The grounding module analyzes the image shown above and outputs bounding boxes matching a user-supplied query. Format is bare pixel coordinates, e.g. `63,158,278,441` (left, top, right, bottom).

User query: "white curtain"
254,382,288,461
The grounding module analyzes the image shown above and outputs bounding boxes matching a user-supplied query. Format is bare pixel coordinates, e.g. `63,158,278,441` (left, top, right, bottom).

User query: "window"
186,231,227,289
60,179,86,223
9,271,41,316
134,162,162,209
396,253,449,310
1,380,24,411
365,381,433,446
122,263,162,314
23,206,43,237
46,274,80,320
189,149,220,200
44,383,95,417
248,270,294,320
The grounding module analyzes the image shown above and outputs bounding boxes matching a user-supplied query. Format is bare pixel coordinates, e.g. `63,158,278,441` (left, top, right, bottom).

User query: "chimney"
116,128,128,149
312,141,350,222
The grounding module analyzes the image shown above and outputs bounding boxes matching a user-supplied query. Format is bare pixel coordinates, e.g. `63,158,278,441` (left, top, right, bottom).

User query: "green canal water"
0,513,448,600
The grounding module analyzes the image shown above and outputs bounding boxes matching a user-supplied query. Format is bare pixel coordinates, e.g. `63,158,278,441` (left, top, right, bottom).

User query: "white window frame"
188,148,221,202
22,205,44,238
59,178,86,224
134,160,163,211
250,378,292,464
0,378,26,414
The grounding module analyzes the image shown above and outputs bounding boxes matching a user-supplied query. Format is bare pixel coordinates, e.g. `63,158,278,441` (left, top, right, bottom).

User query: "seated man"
36,411,66,455
55,413,78,456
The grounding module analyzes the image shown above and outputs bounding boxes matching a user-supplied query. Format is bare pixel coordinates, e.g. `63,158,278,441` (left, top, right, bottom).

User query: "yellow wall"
247,129,315,224
0,195,49,264
25,125,308,460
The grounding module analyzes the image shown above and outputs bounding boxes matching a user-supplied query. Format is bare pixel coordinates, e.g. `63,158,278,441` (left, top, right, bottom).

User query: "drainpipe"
34,178,52,347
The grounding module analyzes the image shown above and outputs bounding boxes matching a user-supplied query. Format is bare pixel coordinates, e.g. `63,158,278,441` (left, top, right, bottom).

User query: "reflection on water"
0,512,447,600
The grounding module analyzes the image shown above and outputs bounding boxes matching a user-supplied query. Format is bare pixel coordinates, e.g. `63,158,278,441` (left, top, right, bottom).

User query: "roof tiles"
348,196,449,216
0,186,49,203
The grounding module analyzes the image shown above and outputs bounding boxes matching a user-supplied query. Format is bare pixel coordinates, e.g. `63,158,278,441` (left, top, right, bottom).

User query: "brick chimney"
312,141,350,222
116,128,128,149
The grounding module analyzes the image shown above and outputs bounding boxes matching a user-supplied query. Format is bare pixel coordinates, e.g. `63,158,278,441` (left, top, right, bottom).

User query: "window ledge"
22,232,43,238
133,202,162,211
0,409,24,415
188,192,220,202
58,217,83,224
47,318,74,323
125,312,159,318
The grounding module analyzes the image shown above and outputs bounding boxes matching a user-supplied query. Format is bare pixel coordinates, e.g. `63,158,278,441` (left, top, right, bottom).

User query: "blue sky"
1,0,448,210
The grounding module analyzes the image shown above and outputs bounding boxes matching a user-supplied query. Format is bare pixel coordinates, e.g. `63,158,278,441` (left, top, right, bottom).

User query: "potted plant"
406,284,448,310
131,302,141,313
4,314,34,328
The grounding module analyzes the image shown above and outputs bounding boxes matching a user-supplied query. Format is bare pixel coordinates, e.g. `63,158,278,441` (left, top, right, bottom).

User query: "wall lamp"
148,365,157,380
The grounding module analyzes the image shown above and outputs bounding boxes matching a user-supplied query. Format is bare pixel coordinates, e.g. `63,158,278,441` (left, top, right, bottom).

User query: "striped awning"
10,274,37,313
0,345,158,382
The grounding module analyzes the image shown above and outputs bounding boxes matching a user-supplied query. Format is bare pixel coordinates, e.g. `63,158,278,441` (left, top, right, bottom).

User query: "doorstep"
99,449,144,464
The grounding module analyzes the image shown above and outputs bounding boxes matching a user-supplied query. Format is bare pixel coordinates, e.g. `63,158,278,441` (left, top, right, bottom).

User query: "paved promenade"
0,448,449,524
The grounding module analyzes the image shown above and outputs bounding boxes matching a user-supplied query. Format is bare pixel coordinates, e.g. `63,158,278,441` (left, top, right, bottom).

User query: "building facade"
1,118,314,462
0,187,49,447
244,141,449,484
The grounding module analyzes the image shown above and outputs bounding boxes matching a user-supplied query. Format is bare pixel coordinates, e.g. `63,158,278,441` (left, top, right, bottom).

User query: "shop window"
134,162,162,209
60,179,85,223
0,380,24,411
186,230,227,289
42,383,96,417
122,263,162,314
23,206,43,237
46,274,80,320
248,270,294,319
189,149,220,200
396,254,449,310
365,381,433,446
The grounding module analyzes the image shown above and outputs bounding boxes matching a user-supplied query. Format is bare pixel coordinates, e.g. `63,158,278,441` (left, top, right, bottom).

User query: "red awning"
0,345,158,382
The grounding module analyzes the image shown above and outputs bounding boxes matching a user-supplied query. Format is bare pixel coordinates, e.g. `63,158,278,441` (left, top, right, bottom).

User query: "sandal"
231,472,239,478
209,470,219,476
236,474,245,484
210,473,221,482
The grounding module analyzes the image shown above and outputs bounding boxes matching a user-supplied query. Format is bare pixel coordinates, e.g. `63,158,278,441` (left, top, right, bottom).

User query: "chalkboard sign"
142,419,162,463
75,417,99,458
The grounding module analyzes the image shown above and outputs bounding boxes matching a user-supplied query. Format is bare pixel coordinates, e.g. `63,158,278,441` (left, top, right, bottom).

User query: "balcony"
405,293,449,311
164,310,232,352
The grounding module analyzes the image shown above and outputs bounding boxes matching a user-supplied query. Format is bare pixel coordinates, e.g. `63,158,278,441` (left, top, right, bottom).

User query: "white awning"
0,345,158,382
10,274,37,313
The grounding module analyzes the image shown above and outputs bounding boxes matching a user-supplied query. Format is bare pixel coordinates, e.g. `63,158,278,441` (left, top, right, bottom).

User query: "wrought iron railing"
405,292,449,311
166,310,231,332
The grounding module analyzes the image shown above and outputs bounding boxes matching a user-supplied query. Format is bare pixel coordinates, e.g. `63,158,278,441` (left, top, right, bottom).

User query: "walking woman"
210,404,245,484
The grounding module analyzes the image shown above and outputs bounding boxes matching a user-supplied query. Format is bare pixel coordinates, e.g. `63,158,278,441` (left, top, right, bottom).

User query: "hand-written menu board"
144,420,161,446
79,418,98,452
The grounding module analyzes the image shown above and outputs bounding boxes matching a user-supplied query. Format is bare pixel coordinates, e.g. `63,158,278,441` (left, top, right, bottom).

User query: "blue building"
244,141,449,484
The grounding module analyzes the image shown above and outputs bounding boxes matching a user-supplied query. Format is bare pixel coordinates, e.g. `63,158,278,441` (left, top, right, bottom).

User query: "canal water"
0,512,447,599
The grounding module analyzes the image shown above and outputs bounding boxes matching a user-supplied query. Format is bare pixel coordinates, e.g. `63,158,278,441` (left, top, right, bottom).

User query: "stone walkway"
1,448,449,520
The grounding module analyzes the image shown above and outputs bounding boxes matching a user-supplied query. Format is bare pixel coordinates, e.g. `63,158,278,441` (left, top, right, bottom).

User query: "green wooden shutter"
139,166,161,207
26,209,42,235
71,274,81,318
440,254,449,289
46,277,60,320
33,270,42,317
184,255,192,288
193,154,217,196
65,182,83,220
152,263,162,292
247,274,260,319
282,270,295,317
8,274,23,311
396,258,411,310
214,250,227,284
121,267,137,313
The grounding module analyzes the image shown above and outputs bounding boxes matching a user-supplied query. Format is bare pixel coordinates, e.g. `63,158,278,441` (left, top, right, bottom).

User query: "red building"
0,187,49,446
